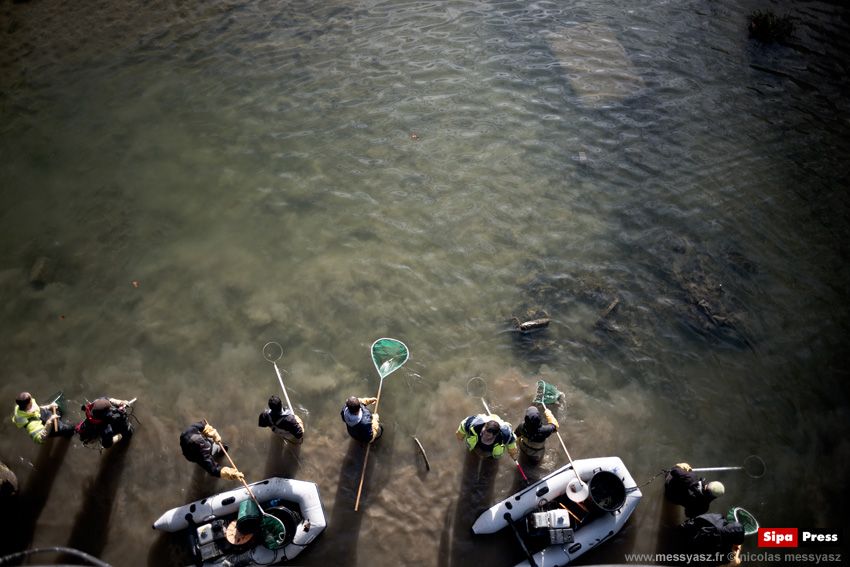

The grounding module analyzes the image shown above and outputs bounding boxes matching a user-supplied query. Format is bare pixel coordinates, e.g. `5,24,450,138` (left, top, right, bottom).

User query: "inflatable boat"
473,456,641,567
153,477,326,566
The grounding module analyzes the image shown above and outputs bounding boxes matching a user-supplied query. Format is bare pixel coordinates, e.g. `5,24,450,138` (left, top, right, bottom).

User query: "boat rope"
626,469,670,493
0,546,114,567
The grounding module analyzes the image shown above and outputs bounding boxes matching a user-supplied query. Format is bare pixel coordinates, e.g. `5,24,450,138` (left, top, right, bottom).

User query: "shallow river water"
1,0,849,566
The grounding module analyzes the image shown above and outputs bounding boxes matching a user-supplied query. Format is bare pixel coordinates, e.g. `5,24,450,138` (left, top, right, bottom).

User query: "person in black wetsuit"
75,397,134,449
514,406,559,463
679,512,744,566
340,396,381,443
665,462,724,517
179,421,243,480
258,395,304,444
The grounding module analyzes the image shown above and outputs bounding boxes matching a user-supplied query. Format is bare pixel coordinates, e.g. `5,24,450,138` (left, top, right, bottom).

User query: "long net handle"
354,378,384,511
373,385,384,415
354,444,371,511
205,420,287,545
355,340,409,511
541,401,584,487
204,420,261,511
222,444,262,510
52,406,58,432
272,361,296,417
694,455,765,478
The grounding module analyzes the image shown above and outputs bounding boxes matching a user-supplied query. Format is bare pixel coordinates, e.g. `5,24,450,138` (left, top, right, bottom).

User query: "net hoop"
262,342,283,363
370,338,409,379
534,381,563,404
727,506,759,535
466,377,488,399
45,391,65,414
260,513,288,549
354,338,409,511
744,455,766,478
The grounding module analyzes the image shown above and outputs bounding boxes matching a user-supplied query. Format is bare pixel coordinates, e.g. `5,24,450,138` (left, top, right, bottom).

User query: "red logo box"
759,528,798,547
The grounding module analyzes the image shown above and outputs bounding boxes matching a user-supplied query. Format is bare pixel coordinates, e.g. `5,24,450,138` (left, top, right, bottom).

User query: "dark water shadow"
146,464,218,567
147,528,194,567
309,439,377,567
652,489,693,565
659,496,694,566
438,451,508,567
0,438,71,555
509,467,532,497
60,435,133,561
263,437,302,479
516,450,554,487
659,493,682,553
576,480,679,566
186,462,222,504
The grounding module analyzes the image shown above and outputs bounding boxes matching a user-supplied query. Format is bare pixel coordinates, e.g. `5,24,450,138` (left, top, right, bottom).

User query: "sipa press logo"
759,528,842,548
759,528,797,547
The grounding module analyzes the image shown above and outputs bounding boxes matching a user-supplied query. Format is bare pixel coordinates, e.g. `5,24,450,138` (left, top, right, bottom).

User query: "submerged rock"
508,236,756,362
0,460,18,504
29,256,57,286
665,236,752,346
748,10,794,44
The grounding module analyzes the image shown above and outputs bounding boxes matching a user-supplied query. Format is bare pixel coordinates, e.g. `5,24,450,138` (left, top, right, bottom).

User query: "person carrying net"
665,462,725,518
679,512,744,566
258,395,304,444
12,392,74,444
75,397,134,449
514,406,559,463
179,421,243,480
341,396,382,443
457,413,518,459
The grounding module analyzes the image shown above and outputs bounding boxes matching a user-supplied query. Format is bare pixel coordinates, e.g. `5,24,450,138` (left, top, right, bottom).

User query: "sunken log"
412,436,430,471
595,298,619,323
510,317,551,333
29,257,56,285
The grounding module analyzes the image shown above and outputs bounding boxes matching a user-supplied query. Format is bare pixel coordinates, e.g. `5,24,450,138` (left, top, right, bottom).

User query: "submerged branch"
412,436,430,471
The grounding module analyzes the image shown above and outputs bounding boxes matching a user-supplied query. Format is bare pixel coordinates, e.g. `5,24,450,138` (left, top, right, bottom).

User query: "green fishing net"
727,507,759,536
535,381,563,404
261,514,288,549
45,391,66,414
371,338,409,378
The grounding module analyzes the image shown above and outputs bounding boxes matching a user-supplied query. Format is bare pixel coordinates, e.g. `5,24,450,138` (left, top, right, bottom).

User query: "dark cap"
91,398,112,419
524,406,542,432
268,395,282,411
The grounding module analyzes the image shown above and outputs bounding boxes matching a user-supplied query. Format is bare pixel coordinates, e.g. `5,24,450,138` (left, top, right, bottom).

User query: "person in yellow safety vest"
456,414,518,459
11,392,75,444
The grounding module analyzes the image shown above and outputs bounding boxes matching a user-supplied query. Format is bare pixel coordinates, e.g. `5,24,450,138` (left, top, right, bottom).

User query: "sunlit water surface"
1,0,848,566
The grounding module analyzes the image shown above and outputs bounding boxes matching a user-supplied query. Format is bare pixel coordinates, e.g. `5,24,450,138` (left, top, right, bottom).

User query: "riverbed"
1,0,848,565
